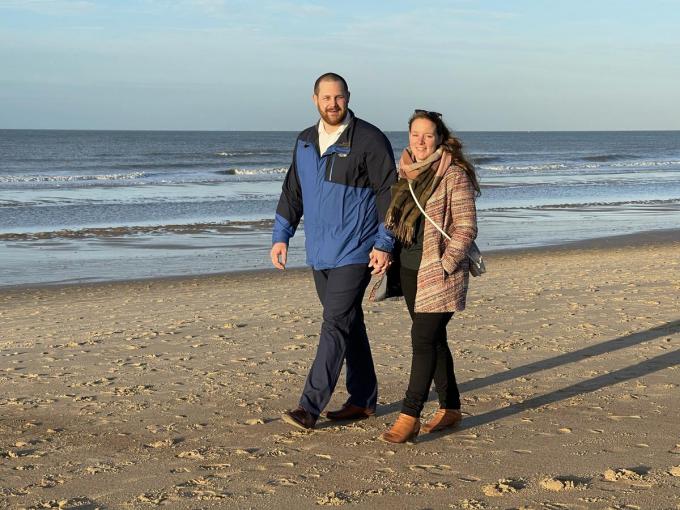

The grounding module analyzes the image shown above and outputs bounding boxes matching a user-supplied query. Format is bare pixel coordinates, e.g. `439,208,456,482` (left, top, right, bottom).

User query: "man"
271,72,396,430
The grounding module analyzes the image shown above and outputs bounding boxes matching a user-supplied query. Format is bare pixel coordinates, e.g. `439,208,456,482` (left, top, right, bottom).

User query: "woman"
381,110,480,443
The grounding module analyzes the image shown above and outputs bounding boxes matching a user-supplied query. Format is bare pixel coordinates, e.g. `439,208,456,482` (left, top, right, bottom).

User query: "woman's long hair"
408,111,481,196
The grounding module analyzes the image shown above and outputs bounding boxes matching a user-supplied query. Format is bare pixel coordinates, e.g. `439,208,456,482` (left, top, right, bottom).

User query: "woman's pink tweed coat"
414,164,478,313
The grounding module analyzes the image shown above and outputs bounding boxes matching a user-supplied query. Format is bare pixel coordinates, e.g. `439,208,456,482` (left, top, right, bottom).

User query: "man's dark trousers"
299,263,377,416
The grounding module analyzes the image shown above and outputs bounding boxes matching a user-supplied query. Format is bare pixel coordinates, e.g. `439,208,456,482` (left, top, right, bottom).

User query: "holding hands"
368,248,392,275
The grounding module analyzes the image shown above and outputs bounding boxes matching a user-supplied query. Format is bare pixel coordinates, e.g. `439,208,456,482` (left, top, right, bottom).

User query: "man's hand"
368,248,392,275
271,242,288,270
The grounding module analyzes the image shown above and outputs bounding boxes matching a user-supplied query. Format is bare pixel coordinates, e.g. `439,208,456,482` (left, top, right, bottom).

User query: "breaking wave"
0,172,148,184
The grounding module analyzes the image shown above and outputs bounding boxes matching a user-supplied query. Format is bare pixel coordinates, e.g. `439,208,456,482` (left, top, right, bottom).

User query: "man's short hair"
314,73,349,95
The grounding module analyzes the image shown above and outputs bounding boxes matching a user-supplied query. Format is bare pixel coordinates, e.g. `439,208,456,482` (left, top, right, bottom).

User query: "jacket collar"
310,110,357,156
333,109,356,149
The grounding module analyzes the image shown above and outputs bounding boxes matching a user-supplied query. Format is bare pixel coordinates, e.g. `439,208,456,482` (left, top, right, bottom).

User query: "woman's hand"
368,249,392,275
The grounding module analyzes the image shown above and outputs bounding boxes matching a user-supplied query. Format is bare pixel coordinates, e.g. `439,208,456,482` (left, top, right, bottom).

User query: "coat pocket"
325,153,369,188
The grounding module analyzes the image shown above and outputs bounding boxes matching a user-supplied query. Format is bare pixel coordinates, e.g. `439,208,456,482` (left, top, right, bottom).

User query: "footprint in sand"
409,464,454,476
274,369,297,375
482,478,526,497
268,477,299,486
459,498,487,509
25,498,101,509
0,487,29,496
144,438,180,449
13,464,39,471
176,450,205,460
375,467,395,474
244,418,266,425
283,344,308,351
540,475,590,491
234,447,260,457
36,474,66,488
174,477,231,501
199,463,232,471
316,492,353,506
602,466,652,487
84,461,131,475
137,491,172,505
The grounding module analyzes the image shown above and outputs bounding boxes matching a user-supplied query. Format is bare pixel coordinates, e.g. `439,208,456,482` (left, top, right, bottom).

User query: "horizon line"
2,128,679,134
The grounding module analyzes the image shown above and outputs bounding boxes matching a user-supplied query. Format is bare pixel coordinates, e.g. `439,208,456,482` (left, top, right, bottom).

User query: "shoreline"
484,225,680,255
3,226,680,294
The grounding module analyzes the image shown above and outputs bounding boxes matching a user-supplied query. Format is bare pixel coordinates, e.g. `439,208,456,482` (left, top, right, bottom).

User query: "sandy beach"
1,232,679,509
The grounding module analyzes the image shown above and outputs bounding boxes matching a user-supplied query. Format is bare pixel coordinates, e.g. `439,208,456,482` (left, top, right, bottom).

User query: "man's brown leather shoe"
281,406,317,430
326,403,375,421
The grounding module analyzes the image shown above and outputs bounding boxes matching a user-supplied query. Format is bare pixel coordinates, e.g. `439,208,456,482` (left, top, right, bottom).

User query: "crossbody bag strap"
408,180,486,277
408,180,451,241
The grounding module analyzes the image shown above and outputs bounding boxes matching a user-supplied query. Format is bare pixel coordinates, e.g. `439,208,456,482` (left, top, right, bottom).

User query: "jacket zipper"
328,154,336,181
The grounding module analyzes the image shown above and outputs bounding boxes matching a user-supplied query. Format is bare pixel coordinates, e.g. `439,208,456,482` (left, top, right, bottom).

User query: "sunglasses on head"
414,109,442,119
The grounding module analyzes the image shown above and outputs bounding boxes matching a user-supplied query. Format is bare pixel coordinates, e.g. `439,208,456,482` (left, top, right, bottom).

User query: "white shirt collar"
317,112,352,155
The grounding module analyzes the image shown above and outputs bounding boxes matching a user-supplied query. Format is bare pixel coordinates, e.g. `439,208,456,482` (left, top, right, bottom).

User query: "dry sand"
1,234,679,509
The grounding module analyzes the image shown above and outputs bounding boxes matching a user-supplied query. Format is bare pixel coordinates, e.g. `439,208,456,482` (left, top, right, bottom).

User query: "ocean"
1,129,679,287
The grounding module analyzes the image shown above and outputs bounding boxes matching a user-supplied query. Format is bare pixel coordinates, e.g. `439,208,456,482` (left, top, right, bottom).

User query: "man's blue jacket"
272,112,397,270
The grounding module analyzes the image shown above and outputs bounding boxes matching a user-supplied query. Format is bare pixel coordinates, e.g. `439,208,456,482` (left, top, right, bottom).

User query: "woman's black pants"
400,266,461,418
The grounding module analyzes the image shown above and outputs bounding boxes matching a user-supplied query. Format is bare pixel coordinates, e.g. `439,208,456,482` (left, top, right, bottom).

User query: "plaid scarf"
385,146,451,246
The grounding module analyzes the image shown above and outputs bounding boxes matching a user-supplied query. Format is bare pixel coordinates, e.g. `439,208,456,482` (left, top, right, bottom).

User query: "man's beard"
319,108,347,126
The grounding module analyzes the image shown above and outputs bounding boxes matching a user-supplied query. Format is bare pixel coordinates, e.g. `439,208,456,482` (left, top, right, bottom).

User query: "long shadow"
418,347,679,443
377,319,680,417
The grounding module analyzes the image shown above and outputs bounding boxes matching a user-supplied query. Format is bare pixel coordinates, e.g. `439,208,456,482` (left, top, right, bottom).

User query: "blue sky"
1,0,678,130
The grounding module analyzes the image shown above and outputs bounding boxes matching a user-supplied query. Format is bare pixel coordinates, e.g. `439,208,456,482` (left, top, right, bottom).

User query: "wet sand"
0,220,276,242
1,232,679,509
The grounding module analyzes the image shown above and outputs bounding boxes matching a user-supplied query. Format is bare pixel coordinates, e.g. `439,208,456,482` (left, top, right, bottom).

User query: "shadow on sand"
376,320,680,438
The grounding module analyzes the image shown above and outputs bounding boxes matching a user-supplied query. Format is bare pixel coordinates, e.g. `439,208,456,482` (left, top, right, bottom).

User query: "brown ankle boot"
421,408,462,433
380,413,420,443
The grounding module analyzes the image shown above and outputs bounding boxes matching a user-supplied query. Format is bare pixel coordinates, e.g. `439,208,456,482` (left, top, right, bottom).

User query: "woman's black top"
399,214,424,270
